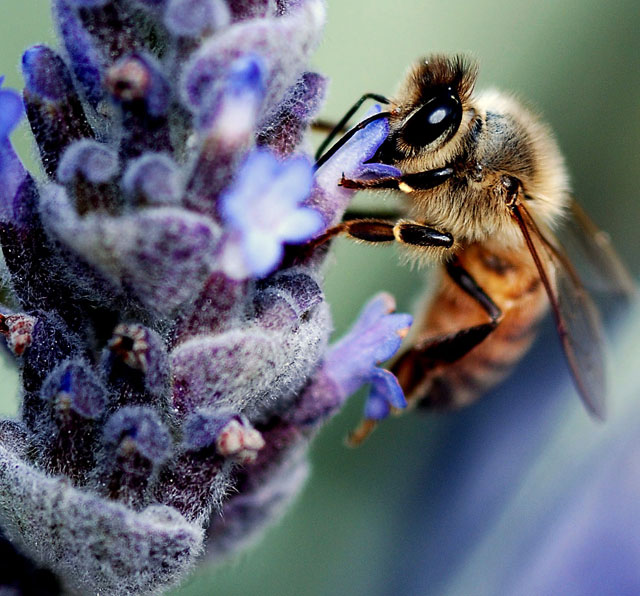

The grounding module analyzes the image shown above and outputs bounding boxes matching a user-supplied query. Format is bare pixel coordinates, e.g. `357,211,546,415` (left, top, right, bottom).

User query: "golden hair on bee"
375,54,571,257
311,53,635,446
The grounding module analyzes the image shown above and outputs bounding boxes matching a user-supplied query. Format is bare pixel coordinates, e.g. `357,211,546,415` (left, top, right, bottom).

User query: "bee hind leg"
393,256,503,408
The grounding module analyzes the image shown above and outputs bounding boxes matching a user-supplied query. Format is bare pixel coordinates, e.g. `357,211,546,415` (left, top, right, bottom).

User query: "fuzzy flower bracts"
0,1,411,594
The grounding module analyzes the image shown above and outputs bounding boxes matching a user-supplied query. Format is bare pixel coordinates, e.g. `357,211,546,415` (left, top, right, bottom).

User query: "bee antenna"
314,93,390,162
314,110,392,170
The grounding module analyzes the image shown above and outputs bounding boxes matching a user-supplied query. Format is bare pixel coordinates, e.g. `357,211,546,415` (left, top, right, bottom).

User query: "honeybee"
313,55,635,445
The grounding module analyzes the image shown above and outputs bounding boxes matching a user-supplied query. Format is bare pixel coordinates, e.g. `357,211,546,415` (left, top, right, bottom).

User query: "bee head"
374,55,478,166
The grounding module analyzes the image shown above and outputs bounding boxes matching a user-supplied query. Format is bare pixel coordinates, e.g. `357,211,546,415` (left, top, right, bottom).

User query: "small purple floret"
219,148,322,278
57,140,119,184
197,53,266,133
327,292,413,395
322,293,412,419
363,367,407,420
0,81,26,224
22,45,73,102
122,153,182,205
0,82,23,140
103,406,171,465
53,0,105,105
40,360,107,420
165,0,231,37
309,106,402,225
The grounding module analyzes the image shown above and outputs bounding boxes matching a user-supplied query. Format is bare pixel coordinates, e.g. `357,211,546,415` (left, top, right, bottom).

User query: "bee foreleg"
340,166,453,193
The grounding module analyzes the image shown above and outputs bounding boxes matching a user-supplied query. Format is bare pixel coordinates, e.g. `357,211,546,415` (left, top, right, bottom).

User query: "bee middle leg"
306,218,454,254
393,256,504,405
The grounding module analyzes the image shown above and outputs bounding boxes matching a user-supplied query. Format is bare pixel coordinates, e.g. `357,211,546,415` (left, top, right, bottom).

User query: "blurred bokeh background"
1,1,639,594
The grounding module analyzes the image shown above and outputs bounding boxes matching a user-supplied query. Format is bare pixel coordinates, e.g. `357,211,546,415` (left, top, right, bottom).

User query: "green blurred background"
0,1,638,594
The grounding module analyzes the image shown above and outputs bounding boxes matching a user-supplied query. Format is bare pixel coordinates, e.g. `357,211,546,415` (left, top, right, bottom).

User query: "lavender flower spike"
0,1,413,593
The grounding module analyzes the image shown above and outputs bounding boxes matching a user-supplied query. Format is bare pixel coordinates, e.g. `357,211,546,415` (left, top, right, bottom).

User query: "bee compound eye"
402,86,463,148
501,175,520,191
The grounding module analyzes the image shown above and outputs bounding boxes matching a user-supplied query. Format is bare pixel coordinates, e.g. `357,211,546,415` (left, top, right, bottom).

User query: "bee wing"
562,199,636,297
512,202,607,419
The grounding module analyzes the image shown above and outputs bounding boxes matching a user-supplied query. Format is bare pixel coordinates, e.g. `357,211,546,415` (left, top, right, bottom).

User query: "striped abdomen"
393,241,549,409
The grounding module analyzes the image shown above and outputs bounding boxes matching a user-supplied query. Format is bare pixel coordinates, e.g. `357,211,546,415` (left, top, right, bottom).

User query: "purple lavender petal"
122,152,182,205
57,140,119,184
0,83,26,223
257,71,328,156
185,54,266,215
347,292,400,337
22,45,95,179
328,293,413,389
41,186,222,313
241,231,283,278
278,208,324,242
181,0,325,116
164,0,231,37
52,0,105,105
310,107,398,225
363,367,406,420
0,85,23,140
170,329,278,416
355,162,403,179
0,443,202,595
219,149,319,279
289,293,412,426
196,52,266,132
